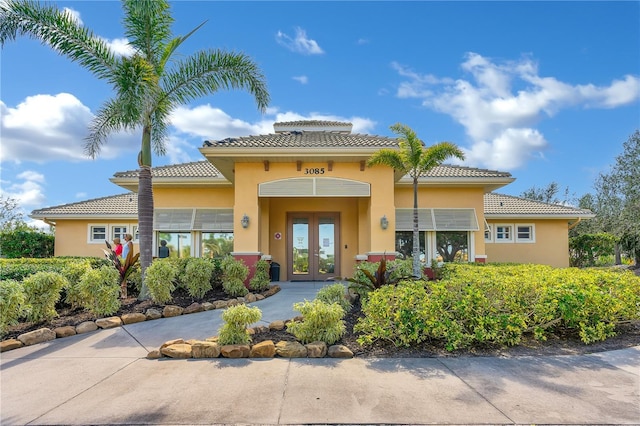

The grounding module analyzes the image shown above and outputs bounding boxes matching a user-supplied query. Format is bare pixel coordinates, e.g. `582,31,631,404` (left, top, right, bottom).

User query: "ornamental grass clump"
182,258,215,298
287,299,346,344
316,283,351,312
217,304,262,345
22,271,67,323
0,279,25,336
144,259,178,304
78,266,121,316
221,256,249,297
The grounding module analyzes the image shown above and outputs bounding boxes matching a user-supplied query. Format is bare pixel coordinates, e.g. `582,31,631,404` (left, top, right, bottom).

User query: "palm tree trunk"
137,166,153,300
412,177,421,278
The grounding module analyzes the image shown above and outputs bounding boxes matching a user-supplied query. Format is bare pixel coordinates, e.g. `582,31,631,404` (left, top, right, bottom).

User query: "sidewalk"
1,282,639,425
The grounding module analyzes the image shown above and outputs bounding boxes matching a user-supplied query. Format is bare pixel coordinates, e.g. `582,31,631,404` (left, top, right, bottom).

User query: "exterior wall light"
380,215,389,230
241,214,250,229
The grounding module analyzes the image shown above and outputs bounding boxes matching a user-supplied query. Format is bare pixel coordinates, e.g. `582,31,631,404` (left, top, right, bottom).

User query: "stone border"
1,285,281,353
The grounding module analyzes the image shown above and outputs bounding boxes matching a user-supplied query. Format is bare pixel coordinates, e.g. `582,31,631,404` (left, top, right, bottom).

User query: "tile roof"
274,120,352,128
30,193,138,217
203,131,399,149
421,165,512,179
30,189,593,219
484,193,594,217
112,161,221,179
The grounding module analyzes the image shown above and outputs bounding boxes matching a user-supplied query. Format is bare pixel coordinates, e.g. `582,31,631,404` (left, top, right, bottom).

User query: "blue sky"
1,1,639,227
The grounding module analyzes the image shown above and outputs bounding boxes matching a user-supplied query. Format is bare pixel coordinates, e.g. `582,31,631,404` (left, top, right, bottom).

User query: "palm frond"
420,142,466,171
85,99,135,158
0,0,116,79
121,0,172,67
366,149,406,172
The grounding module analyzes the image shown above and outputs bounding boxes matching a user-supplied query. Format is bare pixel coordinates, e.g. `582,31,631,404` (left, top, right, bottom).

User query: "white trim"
110,224,129,241
88,223,108,244
494,224,514,243
515,223,536,243
484,224,494,243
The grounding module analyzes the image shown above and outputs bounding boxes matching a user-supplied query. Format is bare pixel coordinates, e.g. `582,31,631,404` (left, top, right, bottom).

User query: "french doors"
288,212,340,281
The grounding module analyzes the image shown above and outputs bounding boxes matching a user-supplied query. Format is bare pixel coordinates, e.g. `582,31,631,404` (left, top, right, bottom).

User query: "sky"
1,1,639,227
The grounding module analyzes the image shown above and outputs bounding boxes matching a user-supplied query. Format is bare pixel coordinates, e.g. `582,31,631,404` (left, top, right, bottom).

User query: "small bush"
221,256,248,297
22,271,68,323
316,283,351,312
0,279,25,335
183,258,215,298
217,304,262,345
144,259,178,303
287,299,346,344
249,259,270,292
78,266,121,316
61,260,93,309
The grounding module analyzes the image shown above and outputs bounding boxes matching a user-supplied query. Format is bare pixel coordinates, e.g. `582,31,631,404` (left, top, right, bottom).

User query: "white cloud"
293,75,309,84
1,170,47,210
170,104,266,140
1,94,141,164
276,27,324,55
100,37,136,57
393,53,640,170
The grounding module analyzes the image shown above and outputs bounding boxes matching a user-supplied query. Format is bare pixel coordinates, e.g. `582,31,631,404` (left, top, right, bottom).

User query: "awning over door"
259,177,370,197
395,208,479,231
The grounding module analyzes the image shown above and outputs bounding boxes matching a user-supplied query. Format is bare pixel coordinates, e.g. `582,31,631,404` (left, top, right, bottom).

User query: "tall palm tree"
367,123,465,278
1,0,269,299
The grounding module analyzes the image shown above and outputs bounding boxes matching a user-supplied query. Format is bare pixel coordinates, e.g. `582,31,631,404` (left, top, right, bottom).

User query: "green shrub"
78,266,121,316
221,256,248,297
217,304,262,345
316,283,351,312
0,279,25,335
22,271,68,323
61,260,93,308
249,259,270,292
183,258,215,298
287,299,346,344
144,259,178,304
0,257,109,281
0,224,54,258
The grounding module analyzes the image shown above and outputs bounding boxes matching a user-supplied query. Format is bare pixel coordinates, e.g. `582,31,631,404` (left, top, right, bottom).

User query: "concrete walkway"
1,282,639,425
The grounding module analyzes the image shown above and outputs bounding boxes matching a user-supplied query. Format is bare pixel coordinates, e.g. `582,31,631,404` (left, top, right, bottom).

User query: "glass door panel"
292,217,310,275
288,213,339,280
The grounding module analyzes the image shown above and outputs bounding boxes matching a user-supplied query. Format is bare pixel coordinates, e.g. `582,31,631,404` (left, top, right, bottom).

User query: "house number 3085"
304,168,325,175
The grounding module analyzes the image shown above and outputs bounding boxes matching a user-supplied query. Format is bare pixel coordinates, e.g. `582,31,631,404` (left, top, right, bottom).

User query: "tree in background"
1,0,270,298
520,181,573,205
0,196,54,258
367,123,465,278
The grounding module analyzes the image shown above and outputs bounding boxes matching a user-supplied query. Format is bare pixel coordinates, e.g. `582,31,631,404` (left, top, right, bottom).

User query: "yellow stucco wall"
153,187,234,207
485,219,570,267
52,220,138,257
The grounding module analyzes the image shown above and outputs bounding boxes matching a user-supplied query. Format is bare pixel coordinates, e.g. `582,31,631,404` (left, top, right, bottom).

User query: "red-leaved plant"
104,240,140,298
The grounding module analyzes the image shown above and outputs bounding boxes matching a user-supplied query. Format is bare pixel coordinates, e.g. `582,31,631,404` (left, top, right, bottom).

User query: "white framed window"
111,225,128,241
88,224,108,243
131,225,139,242
484,224,493,243
495,224,513,243
516,224,535,243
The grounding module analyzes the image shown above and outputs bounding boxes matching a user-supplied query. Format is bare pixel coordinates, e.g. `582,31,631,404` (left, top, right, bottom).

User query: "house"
30,121,593,280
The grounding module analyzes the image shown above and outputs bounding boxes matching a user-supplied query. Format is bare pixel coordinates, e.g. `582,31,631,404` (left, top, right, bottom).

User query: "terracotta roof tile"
113,161,221,179
484,193,594,216
421,165,512,179
203,131,399,149
31,193,138,217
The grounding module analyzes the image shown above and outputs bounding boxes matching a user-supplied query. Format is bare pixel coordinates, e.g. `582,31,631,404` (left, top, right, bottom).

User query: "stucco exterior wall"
153,187,234,207
52,219,138,257
485,219,570,267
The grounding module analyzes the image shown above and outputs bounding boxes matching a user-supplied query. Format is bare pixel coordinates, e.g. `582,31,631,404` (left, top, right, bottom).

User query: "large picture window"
157,232,192,259
395,231,425,261
201,232,234,258
436,231,469,262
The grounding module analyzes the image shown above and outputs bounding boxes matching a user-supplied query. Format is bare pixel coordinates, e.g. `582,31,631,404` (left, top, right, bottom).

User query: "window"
484,224,493,243
395,231,425,260
111,225,128,241
89,225,107,242
495,225,513,242
516,224,535,243
436,231,469,262
157,232,192,258
202,232,234,258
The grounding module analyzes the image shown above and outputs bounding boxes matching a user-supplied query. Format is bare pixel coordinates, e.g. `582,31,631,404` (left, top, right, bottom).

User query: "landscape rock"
160,338,185,350
269,320,285,331
121,313,147,325
184,303,203,315
76,321,98,334
163,305,184,317
1,339,23,352
18,328,56,346
146,349,162,359
95,317,122,329
191,341,221,358
245,293,257,303
221,344,250,358
256,294,265,301
161,343,192,359
275,341,307,358
250,340,276,358
306,341,328,358
145,308,162,320
328,345,353,358
54,326,77,338
202,302,215,311
214,300,228,309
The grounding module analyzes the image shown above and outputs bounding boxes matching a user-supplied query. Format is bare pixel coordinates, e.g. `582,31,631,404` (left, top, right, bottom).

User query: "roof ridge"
31,192,136,212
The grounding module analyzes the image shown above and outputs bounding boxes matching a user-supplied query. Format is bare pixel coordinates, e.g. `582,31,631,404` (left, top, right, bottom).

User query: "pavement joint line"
276,359,293,425
437,358,517,425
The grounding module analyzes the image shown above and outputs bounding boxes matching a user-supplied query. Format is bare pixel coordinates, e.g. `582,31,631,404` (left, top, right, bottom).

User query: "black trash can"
270,262,280,282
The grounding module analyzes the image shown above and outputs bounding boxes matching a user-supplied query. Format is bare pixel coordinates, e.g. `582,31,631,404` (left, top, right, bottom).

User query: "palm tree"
367,123,465,278
0,0,269,299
